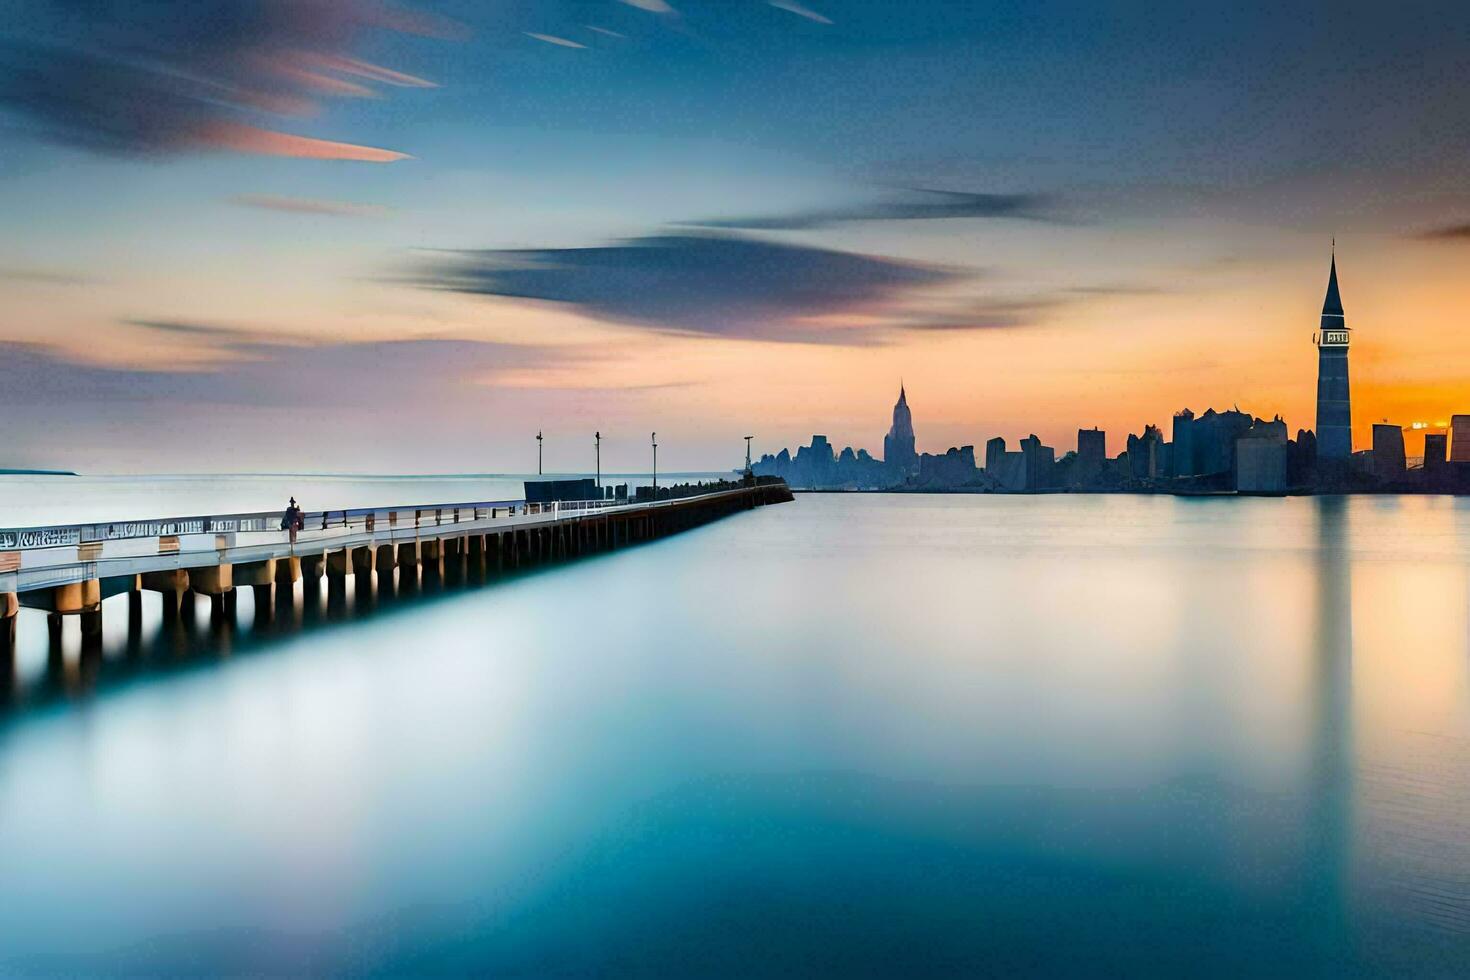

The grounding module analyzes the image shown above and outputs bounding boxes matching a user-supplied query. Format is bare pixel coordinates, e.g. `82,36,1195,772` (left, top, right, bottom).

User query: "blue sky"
3,1,1469,472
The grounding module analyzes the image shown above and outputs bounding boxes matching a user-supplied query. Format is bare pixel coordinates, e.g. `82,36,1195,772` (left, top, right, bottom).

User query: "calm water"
2,492,1469,976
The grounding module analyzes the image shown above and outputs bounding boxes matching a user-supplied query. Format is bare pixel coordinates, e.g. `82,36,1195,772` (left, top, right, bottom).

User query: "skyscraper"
1315,247,1352,459
883,384,918,474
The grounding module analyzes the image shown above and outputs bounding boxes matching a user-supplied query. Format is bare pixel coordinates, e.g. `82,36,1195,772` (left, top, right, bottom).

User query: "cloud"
0,336,580,411
0,266,95,286
121,319,287,345
406,232,961,344
229,195,389,217
768,1,833,25
0,1,441,160
620,0,677,13
687,189,1057,230
586,26,627,39
1415,223,1470,241
896,297,1070,332
525,33,587,50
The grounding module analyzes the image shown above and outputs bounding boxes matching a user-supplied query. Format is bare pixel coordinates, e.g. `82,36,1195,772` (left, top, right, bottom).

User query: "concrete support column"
1,593,17,660
397,540,420,568
80,608,103,653
189,564,233,596
326,549,350,579
235,558,276,588
47,613,63,661
375,543,397,576
299,553,326,582
252,583,274,624
422,538,444,580
51,579,102,615
351,545,375,577
274,556,302,586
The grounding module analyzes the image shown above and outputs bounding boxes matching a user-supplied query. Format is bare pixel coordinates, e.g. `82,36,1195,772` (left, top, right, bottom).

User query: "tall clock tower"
1315,246,1352,460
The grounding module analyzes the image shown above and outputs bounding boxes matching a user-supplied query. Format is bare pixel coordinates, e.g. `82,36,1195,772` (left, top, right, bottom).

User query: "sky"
2,0,1469,473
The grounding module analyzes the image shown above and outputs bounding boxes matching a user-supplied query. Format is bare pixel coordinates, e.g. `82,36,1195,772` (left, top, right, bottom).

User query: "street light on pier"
744,435,754,476
651,431,658,499
595,431,602,491
536,430,543,476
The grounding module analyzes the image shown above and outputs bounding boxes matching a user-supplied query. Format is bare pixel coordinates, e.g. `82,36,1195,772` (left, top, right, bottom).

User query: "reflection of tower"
1305,496,1354,957
883,384,918,475
1315,247,1352,460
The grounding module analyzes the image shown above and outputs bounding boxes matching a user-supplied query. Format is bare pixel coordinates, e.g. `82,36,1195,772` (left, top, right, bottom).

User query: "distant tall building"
1371,424,1405,483
1452,415,1470,463
1315,247,1352,459
1077,427,1106,464
883,384,918,474
1424,432,1448,474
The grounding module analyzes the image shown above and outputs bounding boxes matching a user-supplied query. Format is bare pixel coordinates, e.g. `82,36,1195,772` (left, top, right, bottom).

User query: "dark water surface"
2,493,1468,976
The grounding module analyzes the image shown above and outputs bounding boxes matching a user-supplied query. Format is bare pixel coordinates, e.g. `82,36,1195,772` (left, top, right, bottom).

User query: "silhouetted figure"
281,497,303,546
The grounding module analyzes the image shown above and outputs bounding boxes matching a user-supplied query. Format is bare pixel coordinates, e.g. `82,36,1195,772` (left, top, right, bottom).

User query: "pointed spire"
897,381,907,407
1322,244,1344,317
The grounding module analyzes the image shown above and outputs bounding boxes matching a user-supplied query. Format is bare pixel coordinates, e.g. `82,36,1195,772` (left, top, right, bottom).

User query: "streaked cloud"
197,124,410,162
619,0,677,13
0,336,584,411
586,26,628,39
0,1,439,160
406,232,961,345
526,33,588,50
0,266,95,286
688,189,1057,230
768,1,833,25
1415,223,1470,241
229,195,390,217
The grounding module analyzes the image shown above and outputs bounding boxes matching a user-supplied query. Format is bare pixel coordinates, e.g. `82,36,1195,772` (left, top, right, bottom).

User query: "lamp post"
744,435,754,476
651,431,658,499
595,431,601,491
536,430,543,476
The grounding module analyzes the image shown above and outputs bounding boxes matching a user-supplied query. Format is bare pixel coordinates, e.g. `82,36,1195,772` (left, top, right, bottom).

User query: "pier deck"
0,481,793,651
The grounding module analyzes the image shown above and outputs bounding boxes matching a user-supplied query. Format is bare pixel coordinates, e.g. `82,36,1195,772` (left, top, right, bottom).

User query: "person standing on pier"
281,497,303,546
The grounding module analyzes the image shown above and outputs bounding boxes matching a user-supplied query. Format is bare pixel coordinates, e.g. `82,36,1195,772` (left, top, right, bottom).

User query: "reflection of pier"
0,483,792,701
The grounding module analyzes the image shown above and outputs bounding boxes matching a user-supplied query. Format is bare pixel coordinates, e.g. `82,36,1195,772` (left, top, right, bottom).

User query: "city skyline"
4,1,1470,473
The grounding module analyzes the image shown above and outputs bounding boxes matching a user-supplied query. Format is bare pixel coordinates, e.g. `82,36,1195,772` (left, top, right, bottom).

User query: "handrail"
0,478,779,554
0,494,646,551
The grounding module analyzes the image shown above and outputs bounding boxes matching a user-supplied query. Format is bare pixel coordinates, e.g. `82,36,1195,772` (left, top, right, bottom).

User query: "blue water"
2,492,1468,975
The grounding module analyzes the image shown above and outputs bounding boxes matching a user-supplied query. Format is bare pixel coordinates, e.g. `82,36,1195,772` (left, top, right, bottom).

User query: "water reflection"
0,549,526,719
1,495,1468,975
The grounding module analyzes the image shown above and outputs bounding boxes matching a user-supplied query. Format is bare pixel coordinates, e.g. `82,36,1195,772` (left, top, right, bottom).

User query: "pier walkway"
1,480,793,654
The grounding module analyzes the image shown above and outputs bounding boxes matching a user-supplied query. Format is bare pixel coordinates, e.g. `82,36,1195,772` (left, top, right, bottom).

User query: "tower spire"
1322,244,1343,317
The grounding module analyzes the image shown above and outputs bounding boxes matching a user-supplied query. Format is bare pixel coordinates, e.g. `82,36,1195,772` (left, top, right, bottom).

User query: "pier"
0,481,793,664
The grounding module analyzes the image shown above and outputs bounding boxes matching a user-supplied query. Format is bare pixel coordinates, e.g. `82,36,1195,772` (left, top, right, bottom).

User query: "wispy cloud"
525,33,588,50
0,266,96,286
406,232,962,345
768,1,833,25
586,26,628,39
0,335,587,411
687,189,1058,230
1415,222,1470,241
229,195,390,217
620,0,677,13
0,1,445,160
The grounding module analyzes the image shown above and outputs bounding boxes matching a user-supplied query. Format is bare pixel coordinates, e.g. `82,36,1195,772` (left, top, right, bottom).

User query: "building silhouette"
1315,248,1352,460
1371,424,1406,483
1452,416,1470,463
1424,432,1448,477
883,385,918,475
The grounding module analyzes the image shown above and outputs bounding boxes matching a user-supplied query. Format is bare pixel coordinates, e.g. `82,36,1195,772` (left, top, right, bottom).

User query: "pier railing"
0,484,778,597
